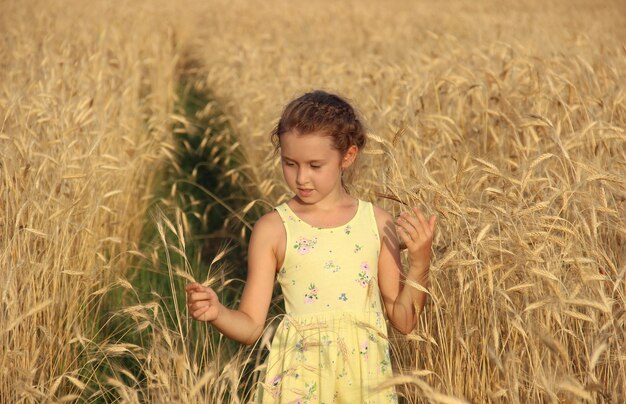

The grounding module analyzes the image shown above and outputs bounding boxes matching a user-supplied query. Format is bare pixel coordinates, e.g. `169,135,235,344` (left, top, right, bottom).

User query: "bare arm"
376,206,436,334
186,212,283,345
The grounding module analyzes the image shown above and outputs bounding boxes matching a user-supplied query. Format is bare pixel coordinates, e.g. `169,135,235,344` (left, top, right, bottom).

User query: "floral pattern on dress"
380,356,390,373
323,260,341,273
262,202,398,403
267,374,283,399
304,283,319,304
359,340,369,360
386,392,399,402
295,338,307,361
294,381,318,404
375,311,383,328
355,261,371,287
294,237,318,255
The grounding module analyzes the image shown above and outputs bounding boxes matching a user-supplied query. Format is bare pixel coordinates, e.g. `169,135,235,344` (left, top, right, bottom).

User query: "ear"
341,145,359,169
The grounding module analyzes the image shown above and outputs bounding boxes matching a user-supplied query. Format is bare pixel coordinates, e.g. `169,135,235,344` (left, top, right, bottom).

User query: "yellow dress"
257,199,399,403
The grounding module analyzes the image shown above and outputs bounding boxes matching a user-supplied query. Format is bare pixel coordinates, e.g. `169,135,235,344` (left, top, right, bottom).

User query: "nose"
296,167,309,185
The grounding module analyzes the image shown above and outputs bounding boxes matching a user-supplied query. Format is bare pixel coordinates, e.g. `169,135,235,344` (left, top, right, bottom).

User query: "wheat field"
1,0,625,402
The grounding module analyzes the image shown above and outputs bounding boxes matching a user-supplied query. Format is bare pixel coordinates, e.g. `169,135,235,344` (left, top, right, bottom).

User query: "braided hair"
271,90,366,156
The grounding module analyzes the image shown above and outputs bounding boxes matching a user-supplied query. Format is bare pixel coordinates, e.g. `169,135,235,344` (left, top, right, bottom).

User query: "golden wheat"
3,0,625,402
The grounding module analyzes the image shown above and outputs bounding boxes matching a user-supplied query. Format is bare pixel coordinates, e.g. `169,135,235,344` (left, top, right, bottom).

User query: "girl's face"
279,131,356,204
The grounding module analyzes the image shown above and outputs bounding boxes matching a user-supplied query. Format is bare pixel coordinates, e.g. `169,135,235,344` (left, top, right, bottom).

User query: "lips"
298,188,313,197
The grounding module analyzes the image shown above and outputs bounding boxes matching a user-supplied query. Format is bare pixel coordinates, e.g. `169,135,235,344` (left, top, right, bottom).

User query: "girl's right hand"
186,283,222,322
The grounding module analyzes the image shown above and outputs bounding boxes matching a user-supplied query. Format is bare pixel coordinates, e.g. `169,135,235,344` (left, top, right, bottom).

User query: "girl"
186,90,436,403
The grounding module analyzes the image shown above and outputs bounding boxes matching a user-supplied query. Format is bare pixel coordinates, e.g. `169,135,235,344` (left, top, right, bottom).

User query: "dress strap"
274,203,293,246
274,203,290,222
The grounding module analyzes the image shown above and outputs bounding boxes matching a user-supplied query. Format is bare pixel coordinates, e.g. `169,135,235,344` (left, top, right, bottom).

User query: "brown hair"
271,90,366,155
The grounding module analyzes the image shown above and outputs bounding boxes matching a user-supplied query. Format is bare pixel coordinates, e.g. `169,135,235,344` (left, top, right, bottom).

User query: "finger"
396,216,415,241
197,285,216,296
193,291,215,301
192,306,210,320
401,211,426,240
413,207,431,237
398,212,417,233
190,291,213,302
189,300,210,312
429,215,437,232
396,224,415,248
185,283,199,292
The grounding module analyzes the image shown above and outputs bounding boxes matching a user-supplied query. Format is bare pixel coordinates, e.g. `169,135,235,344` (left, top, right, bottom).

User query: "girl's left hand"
396,207,437,273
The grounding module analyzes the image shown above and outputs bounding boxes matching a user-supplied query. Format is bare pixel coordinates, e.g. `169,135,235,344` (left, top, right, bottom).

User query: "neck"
295,188,353,211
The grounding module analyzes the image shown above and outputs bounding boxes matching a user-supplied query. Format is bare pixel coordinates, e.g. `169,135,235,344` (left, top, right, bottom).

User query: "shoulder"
251,210,284,237
371,203,395,227
249,210,286,267
370,203,402,254
370,203,399,242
